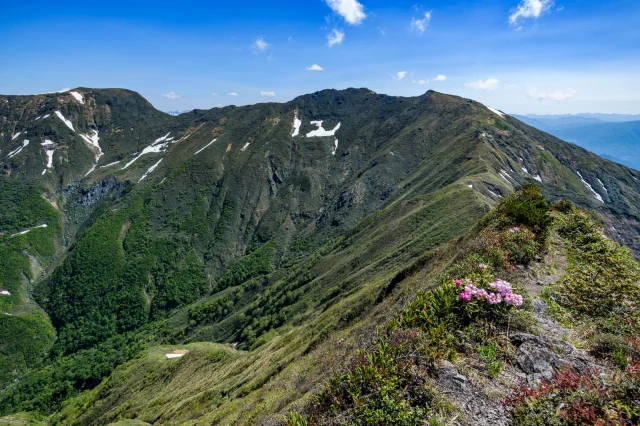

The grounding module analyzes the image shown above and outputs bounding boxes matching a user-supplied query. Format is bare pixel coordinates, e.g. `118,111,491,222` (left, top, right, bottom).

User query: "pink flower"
460,292,471,301
490,279,512,295
455,280,462,286
478,263,488,270
509,227,521,233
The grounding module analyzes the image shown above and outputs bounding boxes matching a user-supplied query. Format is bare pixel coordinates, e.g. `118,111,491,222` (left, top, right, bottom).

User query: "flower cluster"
509,227,522,233
459,279,523,306
478,263,488,270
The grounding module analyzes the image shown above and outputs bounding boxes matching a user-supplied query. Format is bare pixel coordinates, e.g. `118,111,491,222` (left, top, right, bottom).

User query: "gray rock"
510,332,591,384
453,373,468,383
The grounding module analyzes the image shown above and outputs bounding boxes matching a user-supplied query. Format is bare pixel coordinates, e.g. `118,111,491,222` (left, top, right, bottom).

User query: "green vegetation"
187,297,234,330
542,204,640,367
288,187,550,424
214,241,276,292
503,203,640,425
0,332,145,416
0,178,61,389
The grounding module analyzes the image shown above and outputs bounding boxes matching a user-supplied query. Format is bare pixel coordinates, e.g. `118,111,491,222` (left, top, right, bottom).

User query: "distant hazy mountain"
165,110,191,116
513,114,640,170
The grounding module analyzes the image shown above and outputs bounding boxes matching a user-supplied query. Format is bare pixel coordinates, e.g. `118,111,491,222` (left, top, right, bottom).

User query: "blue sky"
1,0,639,114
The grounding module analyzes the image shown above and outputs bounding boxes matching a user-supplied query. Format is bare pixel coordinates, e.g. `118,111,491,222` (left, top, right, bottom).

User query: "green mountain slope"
1,88,639,424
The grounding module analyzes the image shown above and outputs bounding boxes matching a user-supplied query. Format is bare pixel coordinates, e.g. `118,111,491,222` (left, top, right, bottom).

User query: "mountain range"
1,88,639,425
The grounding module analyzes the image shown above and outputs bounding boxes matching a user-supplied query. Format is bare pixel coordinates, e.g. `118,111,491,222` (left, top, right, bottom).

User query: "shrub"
547,211,640,324
498,184,552,240
504,366,640,425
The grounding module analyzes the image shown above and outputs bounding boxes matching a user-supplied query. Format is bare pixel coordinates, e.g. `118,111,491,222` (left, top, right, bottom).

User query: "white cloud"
227,92,239,97
253,37,269,53
325,0,366,25
211,92,220,96
260,91,276,97
162,92,182,99
306,64,324,71
509,0,554,25
378,27,386,35
465,78,500,90
413,74,447,84
327,29,345,47
528,87,577,101
411,11,432,34
395,71,408,80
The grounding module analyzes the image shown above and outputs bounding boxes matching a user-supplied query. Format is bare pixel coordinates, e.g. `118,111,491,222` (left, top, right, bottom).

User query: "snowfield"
306,121,341,137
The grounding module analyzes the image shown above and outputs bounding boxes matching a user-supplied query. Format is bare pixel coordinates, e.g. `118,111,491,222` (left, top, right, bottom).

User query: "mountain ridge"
1,87,640,424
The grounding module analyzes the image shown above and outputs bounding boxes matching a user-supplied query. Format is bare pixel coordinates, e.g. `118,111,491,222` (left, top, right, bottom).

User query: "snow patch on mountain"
534,174,543,183
101,161,121,168
139,159,163,183
576,171,604,203
80,131,103,177
11,132,22,141
292,112,302,137
153,133,171,145
46,150,55,169
332,139,338,156
55,111,74,132
7,140,29,159
487,106,505,118
597,178,608,194
70,91,84,104
122,134,172,169
500,170,515,184
10,224,48,237
241,142,250,151
194,138,217,155
307,121,341,137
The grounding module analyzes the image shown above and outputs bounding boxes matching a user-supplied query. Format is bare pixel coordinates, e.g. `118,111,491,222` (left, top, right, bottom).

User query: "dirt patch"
119,220,131,241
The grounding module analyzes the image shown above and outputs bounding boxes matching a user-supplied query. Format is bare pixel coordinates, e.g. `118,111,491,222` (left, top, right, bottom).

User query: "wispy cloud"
528,87,576,101
325,0,366,25
211,92,220,96
465,78,500,90
411,11,432,34
162,92,182,99
252,37,269,53
306,64,324,71
394,71,408,80
509,0,554,25
260,91,276,97
227,92,239,97
327,29,345,47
